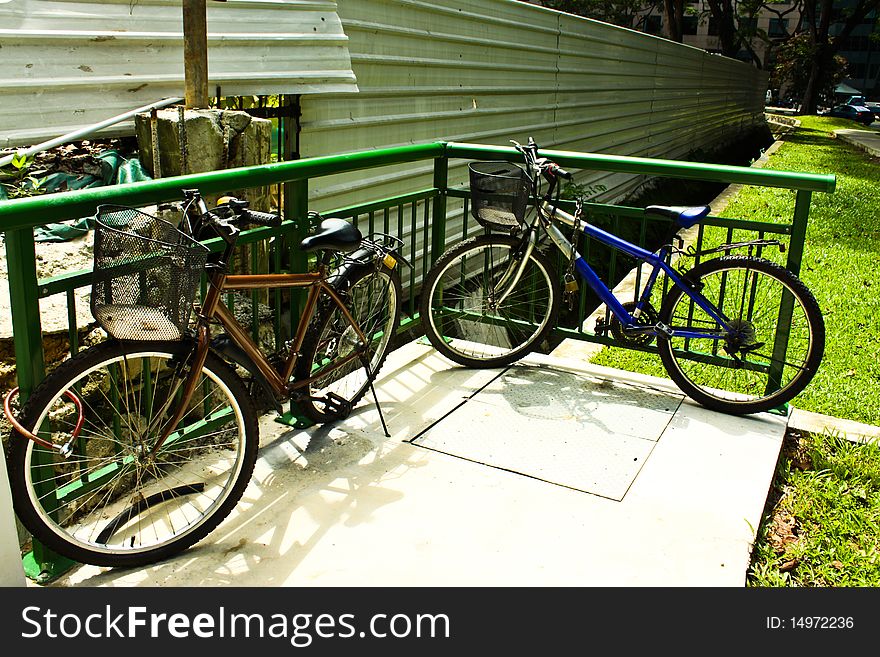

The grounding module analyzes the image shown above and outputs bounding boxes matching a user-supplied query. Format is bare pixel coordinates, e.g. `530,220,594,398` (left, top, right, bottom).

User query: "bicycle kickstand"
360,354,391,438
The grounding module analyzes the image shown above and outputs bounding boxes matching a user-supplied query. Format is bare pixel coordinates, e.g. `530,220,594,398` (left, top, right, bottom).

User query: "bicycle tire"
419,234,560,368
657,255,825,415
295,262,402,423
8,339,259,568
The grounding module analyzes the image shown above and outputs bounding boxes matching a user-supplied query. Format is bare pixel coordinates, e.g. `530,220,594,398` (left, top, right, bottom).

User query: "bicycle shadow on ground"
51,343,502,587
503,355,792,441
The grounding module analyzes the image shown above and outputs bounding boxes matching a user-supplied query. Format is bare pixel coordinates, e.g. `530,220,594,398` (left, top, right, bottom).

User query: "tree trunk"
801,61,822,114
663,0,684,42
706,0,739,59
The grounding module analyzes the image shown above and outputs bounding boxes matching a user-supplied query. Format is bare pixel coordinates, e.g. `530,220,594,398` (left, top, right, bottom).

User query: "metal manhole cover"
413,365,683,500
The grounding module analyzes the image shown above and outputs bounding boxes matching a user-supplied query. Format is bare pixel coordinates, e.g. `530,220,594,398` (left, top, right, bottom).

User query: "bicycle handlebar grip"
242,209,282,227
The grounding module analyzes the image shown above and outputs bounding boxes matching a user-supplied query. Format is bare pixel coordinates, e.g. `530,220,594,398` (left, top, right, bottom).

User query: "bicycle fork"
492,229,540,306
147,323,212,458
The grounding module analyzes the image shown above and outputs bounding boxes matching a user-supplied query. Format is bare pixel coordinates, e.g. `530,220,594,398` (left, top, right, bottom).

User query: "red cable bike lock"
3,387,85,454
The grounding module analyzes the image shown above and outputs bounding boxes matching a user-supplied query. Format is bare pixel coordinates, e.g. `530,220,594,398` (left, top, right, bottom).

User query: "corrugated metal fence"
303,0,767,209
301,0,768,278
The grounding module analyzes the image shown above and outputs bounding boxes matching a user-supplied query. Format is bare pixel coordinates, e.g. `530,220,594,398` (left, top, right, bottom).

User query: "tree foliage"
538,1,661,30
798,0,880,113
771,31,849,105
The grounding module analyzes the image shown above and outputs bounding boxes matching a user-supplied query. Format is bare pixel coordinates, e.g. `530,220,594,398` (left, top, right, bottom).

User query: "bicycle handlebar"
510,139,572,181
179,190,282,249
544,161,572,180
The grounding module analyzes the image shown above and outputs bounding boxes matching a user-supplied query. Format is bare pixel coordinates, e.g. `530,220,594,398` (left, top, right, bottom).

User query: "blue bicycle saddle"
644,205,710,229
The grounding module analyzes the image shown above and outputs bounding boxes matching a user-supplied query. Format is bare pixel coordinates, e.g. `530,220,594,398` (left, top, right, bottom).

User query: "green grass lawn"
590,115,880,427
747,428,880,586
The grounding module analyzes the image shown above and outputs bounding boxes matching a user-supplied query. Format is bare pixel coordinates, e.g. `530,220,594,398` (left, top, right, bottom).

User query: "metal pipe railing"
445,142,837,193
0,142,446,229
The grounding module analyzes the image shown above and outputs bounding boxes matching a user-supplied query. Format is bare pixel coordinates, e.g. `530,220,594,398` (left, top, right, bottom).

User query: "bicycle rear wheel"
419,234,560,368
657,256,824,415
8,340,259,568
295,262,402,423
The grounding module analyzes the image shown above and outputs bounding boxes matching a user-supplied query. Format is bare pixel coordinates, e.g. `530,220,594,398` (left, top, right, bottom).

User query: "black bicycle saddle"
299,218,362,253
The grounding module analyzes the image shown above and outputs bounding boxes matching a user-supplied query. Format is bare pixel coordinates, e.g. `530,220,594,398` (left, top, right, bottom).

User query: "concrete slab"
45,340,787,588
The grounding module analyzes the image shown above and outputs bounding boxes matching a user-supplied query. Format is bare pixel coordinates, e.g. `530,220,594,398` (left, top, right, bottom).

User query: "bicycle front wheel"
419,234,560,368
8,340,259,568
657,256,824,415
295,262,402,423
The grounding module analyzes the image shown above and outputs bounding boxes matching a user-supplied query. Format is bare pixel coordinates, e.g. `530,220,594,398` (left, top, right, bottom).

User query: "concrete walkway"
834,127,880,157
49,339,789,588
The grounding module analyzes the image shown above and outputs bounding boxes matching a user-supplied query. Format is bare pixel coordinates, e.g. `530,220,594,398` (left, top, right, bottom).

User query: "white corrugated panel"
300,0,768,275
0,0,358,148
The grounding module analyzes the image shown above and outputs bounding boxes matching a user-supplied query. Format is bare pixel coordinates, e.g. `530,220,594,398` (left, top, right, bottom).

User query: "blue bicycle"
419,138,825,415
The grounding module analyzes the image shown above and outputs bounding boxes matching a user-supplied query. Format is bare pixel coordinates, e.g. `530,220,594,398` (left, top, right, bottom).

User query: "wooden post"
182,0,209,109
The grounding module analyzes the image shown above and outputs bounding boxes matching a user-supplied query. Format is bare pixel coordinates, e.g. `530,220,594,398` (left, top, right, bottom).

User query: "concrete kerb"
833,128,880,158
788,408,880,445
764,113,800,140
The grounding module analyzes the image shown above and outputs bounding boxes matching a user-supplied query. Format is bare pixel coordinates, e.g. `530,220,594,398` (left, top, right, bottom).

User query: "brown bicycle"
5,189,405,567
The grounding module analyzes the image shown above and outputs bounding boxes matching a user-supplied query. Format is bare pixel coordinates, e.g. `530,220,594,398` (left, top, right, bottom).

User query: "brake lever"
205,207,240,245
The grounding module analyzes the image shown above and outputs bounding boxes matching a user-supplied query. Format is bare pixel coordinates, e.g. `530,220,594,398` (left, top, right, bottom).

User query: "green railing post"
766,189,812,402
286,177,310,307
784,189,811,278
4,229,45,399
277,177,312,429
431,152,448,266
4,228,75,581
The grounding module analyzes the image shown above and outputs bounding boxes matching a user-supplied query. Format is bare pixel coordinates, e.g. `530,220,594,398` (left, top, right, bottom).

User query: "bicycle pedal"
594,317,609,336
310,392,352,419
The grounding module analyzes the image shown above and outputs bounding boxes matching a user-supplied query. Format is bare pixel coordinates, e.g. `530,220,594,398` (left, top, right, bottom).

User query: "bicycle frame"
215,271,369,394
151,261,370,453
535,201,735,340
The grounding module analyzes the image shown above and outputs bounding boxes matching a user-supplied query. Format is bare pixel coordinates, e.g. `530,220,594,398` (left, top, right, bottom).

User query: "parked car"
843,95,880,119
863,102,880,120
827,103,875,125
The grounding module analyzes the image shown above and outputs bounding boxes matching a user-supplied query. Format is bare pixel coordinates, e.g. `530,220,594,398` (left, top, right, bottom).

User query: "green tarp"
1,149,151,241
35,150,152,241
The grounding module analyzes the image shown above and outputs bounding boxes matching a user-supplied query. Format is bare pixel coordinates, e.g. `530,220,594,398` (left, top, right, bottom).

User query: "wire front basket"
468,161,532,233
91,205,209,341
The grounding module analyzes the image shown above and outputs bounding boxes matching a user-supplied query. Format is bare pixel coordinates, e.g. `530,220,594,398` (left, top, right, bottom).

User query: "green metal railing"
0,140,835,580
